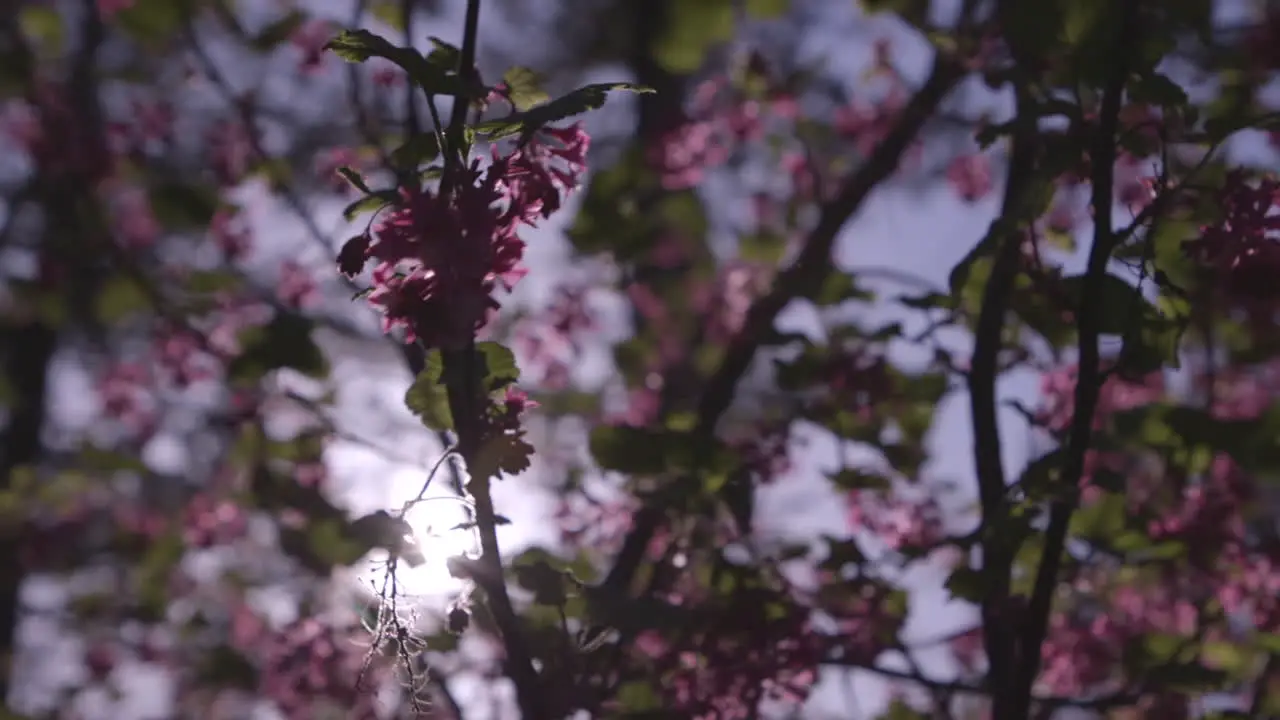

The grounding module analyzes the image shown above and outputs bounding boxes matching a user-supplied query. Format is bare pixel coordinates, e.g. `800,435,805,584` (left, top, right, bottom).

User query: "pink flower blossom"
341,125,589,349
947,153,993,202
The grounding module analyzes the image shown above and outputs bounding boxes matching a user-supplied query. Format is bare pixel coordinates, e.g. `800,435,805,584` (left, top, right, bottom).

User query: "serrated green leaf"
474,83,654,140
475,341,520,391
502,66,550,112
325,29,465,97
405,351,454,431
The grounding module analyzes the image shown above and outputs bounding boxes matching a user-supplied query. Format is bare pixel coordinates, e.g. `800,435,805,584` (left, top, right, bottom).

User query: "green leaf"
335,166,372,194
827,469,891,491
746,0,790,18
1201,641,1253,674
502,66,550,112
149,181,219,230
474,83,655,141
475,341,520,391
19,7,63,53
349,510,424,566
79,444,149,473
581,584,694,635
654,0,735,73
424,37,460,70
1059,273,1142,336
227,312,329,382
1150,661,1229,693
512,558,573,606
614,680,662,711
405,350,454,431
819,537,866,573
880,699,930,720
342,190,399,221
1069,491,1127,540
307,518,370,567
1130,71,1190,108
1056,272,1182,374
1256,632,1280,655
368,0,406,31
1060,0,1107,46
196,646,259,690
944,566,986,603
567,146,658,258
809,274,875,306
589,426,673,475
948,222,1005,305
898,291,953,311
473,433,535,479
325,29,465,97
136,533,184,620
96,276,151,324
250,10,308,51
739,230,786,264
184,270,243,296
113,0,186,46
389,134,441,171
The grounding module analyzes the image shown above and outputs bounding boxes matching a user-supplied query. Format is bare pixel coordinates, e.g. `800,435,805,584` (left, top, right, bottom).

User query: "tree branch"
966,86,1039,715
1008,3,1140,717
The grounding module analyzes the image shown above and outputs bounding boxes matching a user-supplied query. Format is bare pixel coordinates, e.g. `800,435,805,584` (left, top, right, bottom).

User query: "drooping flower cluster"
339,125,589,349
1184,170,1280,301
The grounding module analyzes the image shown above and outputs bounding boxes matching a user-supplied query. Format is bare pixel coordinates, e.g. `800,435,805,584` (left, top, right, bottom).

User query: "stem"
433,1,548,716
1008,3,1139,717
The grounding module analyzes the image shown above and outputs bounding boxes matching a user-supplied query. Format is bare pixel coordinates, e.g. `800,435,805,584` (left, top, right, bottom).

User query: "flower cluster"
252,617,382,720
1184,170,1280,301
339,125,589,349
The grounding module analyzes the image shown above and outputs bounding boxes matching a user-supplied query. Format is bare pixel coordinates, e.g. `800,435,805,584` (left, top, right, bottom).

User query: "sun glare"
351,486,481,599
397,496,481,593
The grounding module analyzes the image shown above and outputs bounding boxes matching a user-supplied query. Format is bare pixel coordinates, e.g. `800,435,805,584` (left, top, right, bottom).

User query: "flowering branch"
323,4,650,715
601,29,969,605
